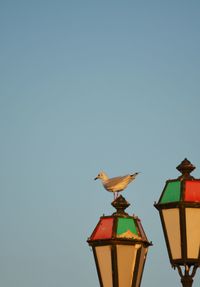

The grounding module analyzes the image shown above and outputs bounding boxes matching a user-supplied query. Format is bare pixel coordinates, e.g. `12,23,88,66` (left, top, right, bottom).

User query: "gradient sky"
1,1,200,286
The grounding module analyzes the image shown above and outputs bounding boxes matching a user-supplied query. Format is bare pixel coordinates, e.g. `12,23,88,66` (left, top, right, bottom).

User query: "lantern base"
177,265,198,287
181,276,193,287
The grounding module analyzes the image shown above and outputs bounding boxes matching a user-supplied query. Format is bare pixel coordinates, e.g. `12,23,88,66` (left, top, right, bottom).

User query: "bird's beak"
94,177,98,180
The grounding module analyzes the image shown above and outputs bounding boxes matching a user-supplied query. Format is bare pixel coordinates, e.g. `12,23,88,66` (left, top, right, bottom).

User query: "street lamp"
154,158,200,287
87,195,152,287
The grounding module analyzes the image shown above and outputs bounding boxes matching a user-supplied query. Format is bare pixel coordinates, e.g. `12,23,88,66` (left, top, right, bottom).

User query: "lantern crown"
88,195,150,244
156,159,200,205
111,195,130,216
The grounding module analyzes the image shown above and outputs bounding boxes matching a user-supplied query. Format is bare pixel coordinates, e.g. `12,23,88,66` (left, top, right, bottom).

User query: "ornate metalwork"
177,265,198,287
176,158,195,180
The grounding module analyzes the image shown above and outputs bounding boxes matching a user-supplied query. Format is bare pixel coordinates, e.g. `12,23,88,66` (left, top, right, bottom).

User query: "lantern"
87,195,152,287
155,159,200,287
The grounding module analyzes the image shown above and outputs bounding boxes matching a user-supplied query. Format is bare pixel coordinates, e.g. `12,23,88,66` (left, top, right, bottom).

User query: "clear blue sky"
1,1,200,286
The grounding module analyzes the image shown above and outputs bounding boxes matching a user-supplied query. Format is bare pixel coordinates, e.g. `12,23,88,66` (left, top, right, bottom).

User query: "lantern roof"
88,195,151,246
157,159,200,205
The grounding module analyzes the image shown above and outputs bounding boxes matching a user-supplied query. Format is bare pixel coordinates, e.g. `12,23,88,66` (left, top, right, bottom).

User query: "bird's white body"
94,171,139,198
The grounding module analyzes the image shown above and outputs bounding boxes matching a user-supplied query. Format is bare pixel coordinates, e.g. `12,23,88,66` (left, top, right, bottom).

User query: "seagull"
94,171,139,199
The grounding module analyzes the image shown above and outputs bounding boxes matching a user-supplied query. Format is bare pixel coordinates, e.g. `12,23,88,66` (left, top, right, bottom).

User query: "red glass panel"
91,218,113,240
185,181,200,202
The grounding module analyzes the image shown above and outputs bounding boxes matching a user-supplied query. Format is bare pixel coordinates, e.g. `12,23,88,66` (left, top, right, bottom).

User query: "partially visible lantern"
155,159,200,287
87,195,152,287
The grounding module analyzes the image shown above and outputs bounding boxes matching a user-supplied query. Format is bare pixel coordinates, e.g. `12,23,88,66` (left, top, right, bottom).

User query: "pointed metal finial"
111,195,130,216
176,158,195,180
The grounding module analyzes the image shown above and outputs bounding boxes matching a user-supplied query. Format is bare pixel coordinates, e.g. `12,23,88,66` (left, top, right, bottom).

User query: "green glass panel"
160,181,181,203
117,218,138,235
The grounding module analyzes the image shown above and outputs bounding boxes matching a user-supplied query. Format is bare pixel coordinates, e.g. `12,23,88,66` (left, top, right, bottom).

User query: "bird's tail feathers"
131,172,140,177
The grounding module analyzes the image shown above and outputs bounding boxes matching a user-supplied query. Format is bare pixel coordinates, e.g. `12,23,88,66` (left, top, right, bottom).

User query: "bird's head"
94,171,108,181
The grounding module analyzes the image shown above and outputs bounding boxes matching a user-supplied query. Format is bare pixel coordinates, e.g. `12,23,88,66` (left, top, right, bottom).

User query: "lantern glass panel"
186,208,200,259
95,246,113,287
134,246,148,287
185,181,200,202
117,244,140,287
92,218,113,240
160,181,181,203
162,208,181,259
137,220,148,241
117,218,138,238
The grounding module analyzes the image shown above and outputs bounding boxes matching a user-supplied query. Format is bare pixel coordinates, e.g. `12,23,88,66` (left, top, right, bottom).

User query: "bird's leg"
114,192,116,200
117,192,119,198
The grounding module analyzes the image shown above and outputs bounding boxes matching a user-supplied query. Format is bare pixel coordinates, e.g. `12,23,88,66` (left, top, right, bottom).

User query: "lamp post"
87,195,152,287
154,158,200,287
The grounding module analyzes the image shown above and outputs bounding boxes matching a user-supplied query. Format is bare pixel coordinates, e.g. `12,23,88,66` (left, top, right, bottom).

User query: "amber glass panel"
95,246,113,287
135,246,148,287
186,208,200,258
185,181,200,202
92,218,113,240
162,209,181,259
117,245,139,287
160,181,181,203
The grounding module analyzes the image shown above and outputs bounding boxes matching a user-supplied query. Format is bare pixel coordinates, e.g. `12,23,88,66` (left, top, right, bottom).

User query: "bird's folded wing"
104,175,129,189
